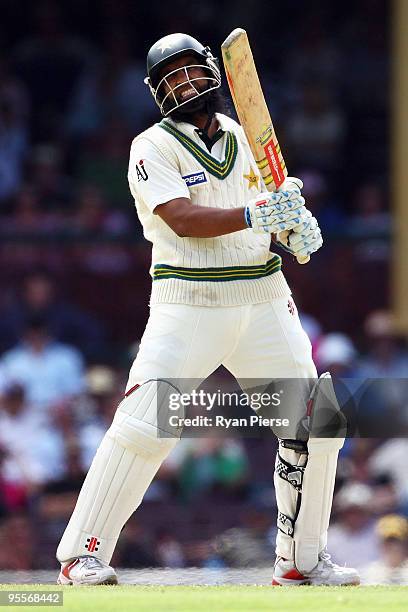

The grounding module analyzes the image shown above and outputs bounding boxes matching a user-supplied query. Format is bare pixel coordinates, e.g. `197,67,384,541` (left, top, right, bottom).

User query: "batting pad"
57,380,182,564
275,373,346,573
294,436,343,573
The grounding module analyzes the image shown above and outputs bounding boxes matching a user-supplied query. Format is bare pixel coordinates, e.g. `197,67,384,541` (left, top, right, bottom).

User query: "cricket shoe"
57,556,118,585
272,551,360,586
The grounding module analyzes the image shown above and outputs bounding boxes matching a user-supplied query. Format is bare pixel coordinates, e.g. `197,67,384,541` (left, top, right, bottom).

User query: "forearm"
155,181,306,239
182,205,248,238
161,203,248,238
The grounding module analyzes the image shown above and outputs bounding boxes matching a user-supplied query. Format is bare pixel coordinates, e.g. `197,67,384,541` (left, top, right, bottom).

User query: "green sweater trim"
159,121,238,180
153,255,282,282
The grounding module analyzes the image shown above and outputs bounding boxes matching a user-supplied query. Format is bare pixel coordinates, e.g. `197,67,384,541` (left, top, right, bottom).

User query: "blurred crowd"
0,0,406,585
0,0,389,235
0,296,407,582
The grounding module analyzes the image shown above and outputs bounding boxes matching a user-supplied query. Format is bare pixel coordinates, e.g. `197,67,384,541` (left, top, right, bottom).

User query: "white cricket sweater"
128,113,291,306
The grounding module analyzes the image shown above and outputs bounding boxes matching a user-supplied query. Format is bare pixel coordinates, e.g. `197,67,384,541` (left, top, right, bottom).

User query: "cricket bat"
221,28,309,264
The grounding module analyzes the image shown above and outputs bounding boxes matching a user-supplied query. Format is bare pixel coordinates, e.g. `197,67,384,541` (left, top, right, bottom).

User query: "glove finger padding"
253,197,305,218
256,205,307,224
257,210,309,233
277,191,304,205
289,210,314,231
258,218,308,233
288,225,320,246
247,192,308,234
294,243,323,258
289,234,323,257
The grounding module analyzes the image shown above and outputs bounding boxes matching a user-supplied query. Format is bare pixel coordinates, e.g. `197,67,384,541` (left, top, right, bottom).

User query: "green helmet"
145,33,221,117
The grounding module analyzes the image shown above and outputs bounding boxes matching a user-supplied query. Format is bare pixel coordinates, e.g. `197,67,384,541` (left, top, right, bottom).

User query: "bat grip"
297,255,310,264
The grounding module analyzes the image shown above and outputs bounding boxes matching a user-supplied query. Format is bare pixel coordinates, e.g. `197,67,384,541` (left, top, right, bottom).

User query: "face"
24,275,53,308
158,55,209,105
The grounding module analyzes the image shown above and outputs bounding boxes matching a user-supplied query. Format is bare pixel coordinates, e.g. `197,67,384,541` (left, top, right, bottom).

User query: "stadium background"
0,0,407,584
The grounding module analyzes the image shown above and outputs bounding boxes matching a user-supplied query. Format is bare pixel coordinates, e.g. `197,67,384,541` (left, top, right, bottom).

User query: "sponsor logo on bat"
256,124,274,146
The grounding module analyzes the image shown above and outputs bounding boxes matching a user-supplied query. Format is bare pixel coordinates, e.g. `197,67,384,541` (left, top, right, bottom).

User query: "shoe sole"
272,577,360,586
272,578,310,586
58,573,118,586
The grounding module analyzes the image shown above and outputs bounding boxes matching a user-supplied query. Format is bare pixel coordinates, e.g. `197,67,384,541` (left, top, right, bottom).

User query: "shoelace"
81,557,104,570
319,550,341,570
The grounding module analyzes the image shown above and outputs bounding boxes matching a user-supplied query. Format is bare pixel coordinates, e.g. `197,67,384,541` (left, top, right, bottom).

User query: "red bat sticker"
264,142,285,188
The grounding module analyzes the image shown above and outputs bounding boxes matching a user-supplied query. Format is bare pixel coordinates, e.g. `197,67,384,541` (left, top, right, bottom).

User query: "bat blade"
221,28,287,191
222,28,309,264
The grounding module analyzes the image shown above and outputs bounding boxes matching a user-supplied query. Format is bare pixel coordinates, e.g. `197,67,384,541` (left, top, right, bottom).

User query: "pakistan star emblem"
244,167,260,189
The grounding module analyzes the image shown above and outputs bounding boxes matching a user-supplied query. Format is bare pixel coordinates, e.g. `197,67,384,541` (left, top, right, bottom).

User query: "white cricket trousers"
127,297,317,387
57,296,317,565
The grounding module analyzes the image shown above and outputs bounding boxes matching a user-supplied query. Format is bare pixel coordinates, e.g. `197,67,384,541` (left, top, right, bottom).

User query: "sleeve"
128,137,190,213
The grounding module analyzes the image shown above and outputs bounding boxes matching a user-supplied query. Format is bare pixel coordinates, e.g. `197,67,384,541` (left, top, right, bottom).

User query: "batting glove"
277,176,303,196
277,210,323,258
244,183,306,234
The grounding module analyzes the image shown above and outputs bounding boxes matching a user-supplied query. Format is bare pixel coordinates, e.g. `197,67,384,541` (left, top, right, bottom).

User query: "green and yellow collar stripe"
159,121,238,180
153,256,281,282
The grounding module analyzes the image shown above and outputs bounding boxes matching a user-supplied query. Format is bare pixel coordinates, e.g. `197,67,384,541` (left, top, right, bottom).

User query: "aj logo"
136,160,148,182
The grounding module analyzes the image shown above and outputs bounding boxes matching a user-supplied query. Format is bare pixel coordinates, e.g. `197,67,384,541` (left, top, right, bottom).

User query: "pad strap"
277,511,295,537
276,452,305,492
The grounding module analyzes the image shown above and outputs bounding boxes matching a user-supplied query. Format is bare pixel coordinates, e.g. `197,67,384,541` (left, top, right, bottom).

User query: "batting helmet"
145,33,221,116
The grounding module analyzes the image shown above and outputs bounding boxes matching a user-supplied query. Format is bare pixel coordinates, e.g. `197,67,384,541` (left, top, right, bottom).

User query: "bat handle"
297,255,310,265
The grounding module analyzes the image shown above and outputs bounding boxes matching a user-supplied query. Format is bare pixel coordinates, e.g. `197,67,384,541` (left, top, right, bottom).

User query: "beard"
172,92,208,116
169,87,231,123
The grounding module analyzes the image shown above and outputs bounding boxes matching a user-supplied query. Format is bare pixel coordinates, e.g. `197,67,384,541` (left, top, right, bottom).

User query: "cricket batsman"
56,33,360,586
